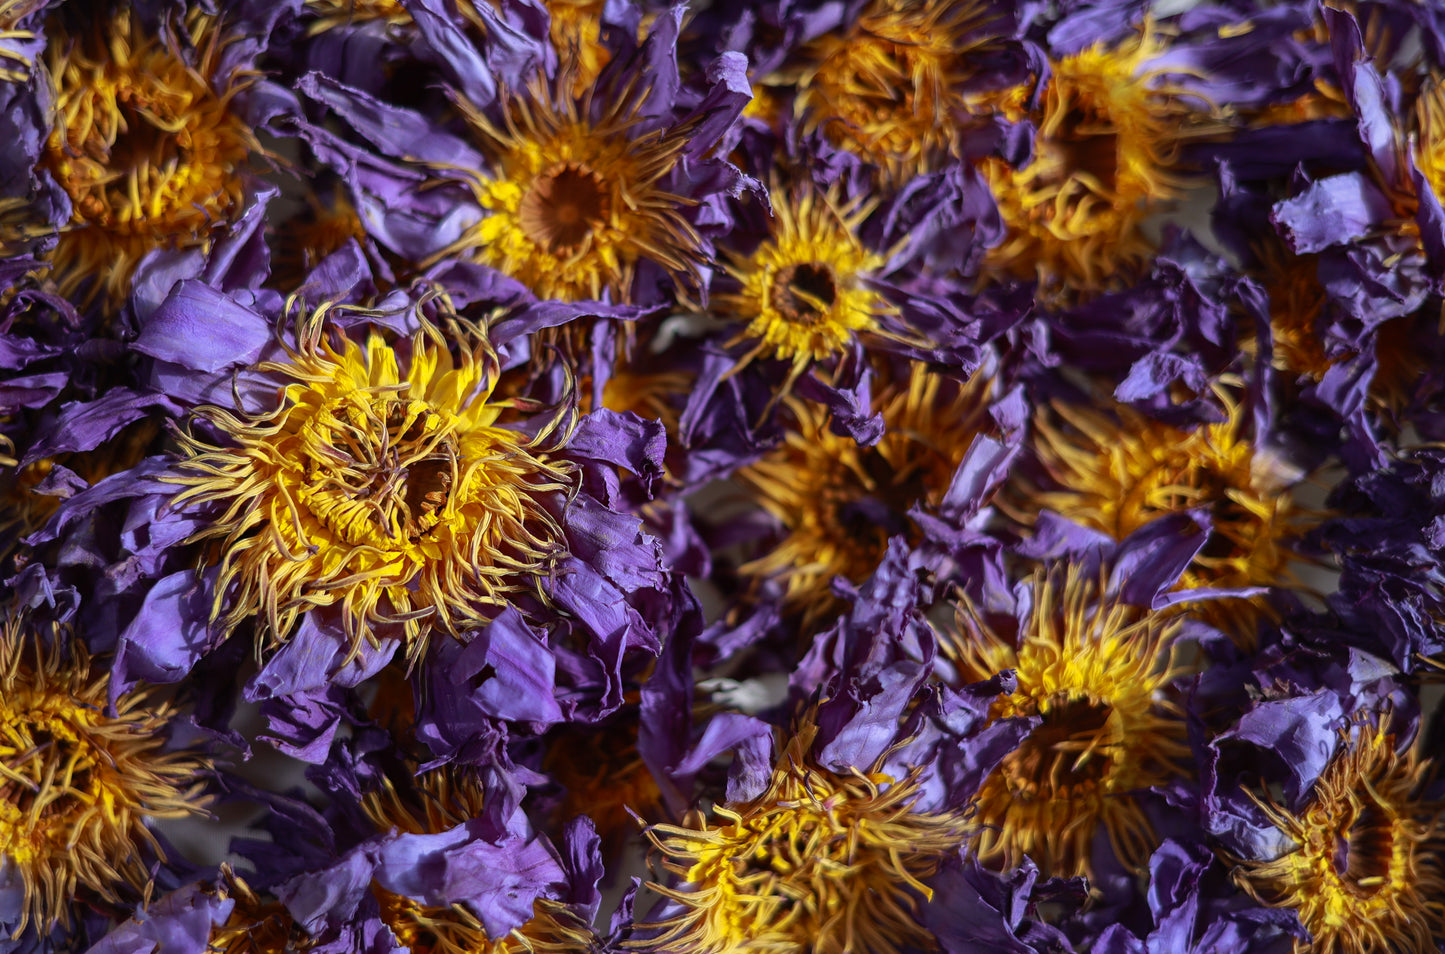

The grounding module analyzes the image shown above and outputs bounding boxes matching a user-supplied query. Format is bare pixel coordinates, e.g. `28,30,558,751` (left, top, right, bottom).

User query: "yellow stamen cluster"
981,26,1205,295
943,568,1191,878
719,184,893,380
436,77,705,305
362,763,489,837
0,616,210,935
374,888,593,954
1232,718,1445,954
640,719,970,954
792,0,1003,181
739,362,990,624
1413,78,1445,203
1024,392,1305,619
170,301,576,665
41,7,257,308
207,870,305,954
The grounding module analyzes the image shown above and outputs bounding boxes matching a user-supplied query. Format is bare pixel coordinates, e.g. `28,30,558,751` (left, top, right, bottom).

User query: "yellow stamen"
943,567,1192,878
1232,717,1445,954
638,716,970,954
0,0,39,83
207,868,304,954
168,297,576,667
0,615,210,935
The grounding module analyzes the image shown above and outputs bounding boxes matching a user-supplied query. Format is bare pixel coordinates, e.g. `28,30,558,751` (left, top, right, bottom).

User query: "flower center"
297,398,459,548
1003,694,1115,801
1051,105,1120,193
0,626,208,933
1336,798,1395,899
770,262,838,325
519,161,610,252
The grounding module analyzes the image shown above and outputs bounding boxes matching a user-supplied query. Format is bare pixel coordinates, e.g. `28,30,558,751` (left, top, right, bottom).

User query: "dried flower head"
1232,717,1445,954
1020,390,1308,636
981,25,1209,295
739,363,990,625
639,717,970,954
170,299,576,665
718,183,895,385
0,616,210,935
943,567,1192,878
433,74,705,306
792,0,1005,181
40,6,258,308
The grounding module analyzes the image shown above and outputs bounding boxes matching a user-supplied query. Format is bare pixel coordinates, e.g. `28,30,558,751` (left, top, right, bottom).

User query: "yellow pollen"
943,567,1192,878
638,718,970,954
1231,717,1445,954
981,25,1210,296
433,76,705,306
792,0,1004,181
738,363,991,626
719,185,893,380
40,8,257,309
0,616,210,936
168,298,576,666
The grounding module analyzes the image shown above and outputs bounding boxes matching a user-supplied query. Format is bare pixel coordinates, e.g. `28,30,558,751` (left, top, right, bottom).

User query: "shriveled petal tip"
1270,174,1392,255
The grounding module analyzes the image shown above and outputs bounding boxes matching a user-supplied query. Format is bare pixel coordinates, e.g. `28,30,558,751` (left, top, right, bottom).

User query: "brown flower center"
1336,798,1395,898
771,262,839,324
519,161,610,251
1004,694,1115,800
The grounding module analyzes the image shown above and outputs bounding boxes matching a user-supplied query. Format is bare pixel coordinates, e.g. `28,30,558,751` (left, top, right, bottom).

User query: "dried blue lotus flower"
1015,384,1311,640
737,361,995,625
0,612,211,937
1230,714,1445,954
639,713,973,954
34,4,272,310
980,22,1222,297
944,564,1194,880
168,298,575,667
786,0,1020,182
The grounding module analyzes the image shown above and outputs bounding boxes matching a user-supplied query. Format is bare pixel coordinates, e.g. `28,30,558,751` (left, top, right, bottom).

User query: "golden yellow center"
295,397,460,549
